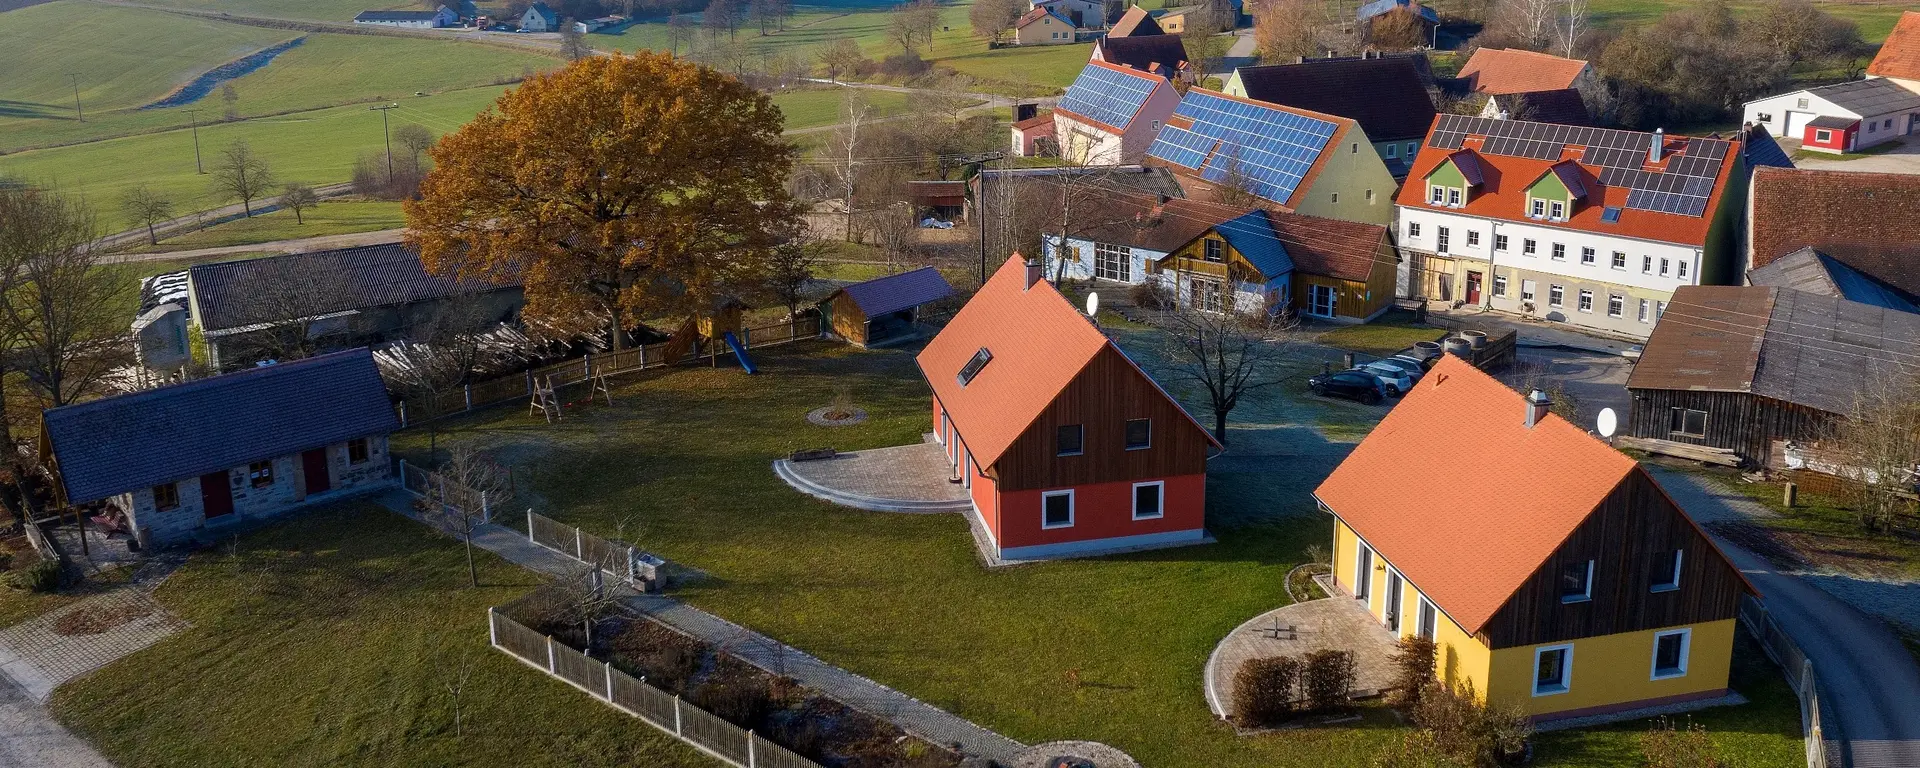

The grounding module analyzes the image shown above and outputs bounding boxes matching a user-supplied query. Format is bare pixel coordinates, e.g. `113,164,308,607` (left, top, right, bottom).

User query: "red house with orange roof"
918,257,1220,564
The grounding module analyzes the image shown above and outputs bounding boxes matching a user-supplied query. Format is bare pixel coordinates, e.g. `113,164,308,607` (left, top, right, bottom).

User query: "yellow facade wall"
1330,519,1493,700
1485,619,1738,718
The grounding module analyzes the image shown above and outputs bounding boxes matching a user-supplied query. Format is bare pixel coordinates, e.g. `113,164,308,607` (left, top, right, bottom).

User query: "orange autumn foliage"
404,53,802,345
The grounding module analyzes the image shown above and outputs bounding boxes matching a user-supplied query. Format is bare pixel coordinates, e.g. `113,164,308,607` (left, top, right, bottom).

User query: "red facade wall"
992,473,1206,549
1803,122,1855,152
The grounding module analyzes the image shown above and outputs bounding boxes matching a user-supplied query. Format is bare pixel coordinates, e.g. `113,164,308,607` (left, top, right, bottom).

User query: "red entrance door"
301,449,331,494
200,471,233,518
1465,271,1483,304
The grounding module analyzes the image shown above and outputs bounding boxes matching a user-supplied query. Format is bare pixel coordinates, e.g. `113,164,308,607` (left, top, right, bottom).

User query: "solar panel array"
1146,91,1338,204
1057,64,1158,131
1425,115,1731,217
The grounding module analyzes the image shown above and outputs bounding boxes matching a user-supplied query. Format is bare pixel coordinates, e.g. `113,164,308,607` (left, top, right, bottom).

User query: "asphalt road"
0,672,111,768
1652,467,1920,768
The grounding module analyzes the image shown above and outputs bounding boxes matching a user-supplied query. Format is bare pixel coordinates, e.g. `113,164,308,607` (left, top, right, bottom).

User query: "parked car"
1353,362,1414,396
1371,356,1426,383
1309,370,1384,405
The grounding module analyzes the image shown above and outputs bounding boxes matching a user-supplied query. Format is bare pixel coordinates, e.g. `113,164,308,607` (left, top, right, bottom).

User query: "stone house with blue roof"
43,349,399,548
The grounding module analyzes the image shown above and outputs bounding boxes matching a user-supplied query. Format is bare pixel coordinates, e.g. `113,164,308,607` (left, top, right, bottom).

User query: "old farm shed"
818,267,954,347
1624,285,1920,467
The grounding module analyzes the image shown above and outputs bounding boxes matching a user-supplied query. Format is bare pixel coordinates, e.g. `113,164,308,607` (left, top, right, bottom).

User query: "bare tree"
1155,277,1299,444
748,0,774,35
0,187,129,409
924,73,979,121
764,239,818,316
440,644,478,737
969,0,1022,44
395,124,435,177
667,12,696,56
1560,0,1589,58
833,92,870,242
1831,371,1920,534
816,37,864,81
211,140,275,218
436,442,515,587
559,19,592,60
887,3,921,55
1255,0,1330,63
1210,151,1262,208
1182,14,1231,78
869,201,919,274
550,559,625,647
280,183,318,224
1486,0,1558,51
221,83,240,121
118,185,175,246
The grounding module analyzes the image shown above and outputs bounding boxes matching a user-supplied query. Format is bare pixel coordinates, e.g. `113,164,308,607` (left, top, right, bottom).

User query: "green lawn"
51,503,715,767
1724,477,1920,581
121,199,406,253
1584,0,1911,41
770,86,913,129
113,0,405,22
390,342,1803,768
0,3,559,153
1313,314,1447,358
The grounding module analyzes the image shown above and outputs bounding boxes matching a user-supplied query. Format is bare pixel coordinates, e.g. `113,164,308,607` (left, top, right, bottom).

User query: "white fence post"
464,383,473,410
673,695,683,736
480,491,490,526
398,459,409,492
487,607,498,647
605,660,614,702
546,635,556,674
527,509,536,543
575,526,584,560
748,730,757,768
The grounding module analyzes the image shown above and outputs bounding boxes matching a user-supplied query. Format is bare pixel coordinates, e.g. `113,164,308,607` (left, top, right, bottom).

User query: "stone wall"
125,435,395,547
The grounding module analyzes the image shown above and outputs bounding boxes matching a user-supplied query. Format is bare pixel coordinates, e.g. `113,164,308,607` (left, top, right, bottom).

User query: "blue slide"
723,331,758,374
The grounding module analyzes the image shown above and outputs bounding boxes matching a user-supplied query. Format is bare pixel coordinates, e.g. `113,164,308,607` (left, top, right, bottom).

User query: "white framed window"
1094,242,1132,281
1608,294,1623,317
1548,285,1564,307
1580,247,1596,265
1523,239,1537,256
1642,255,1654,274
1611,251,1627,269
1678,261,1689,279
1386,143,1399,158
1408,221,1422,238
1132,481,1164,520
1530,198,1546,218
1651,549,1683,592
1447,188,1462,206
1366,189,1375,203
1657,300,1667,317
1331,192,1340,203
1429,185,1445,204
1577,289,1593,312
1355,543,1374,600
1651,629,1691,680
1520,279,1536,301
1406,141,1418,156
1151,120,1160,132
1308,284,1338,317
1041,489,1074,529
1659,258,1670,277
1796,97,1809,109
1466,231,1480,247
1493,275,1508,297
1549,200,1566,220
1638,299,1650,323
1560,559,1594,603
1534,644,1573,696
1815,129,1833,143
1437,226,1451,254
1495,234,1509,252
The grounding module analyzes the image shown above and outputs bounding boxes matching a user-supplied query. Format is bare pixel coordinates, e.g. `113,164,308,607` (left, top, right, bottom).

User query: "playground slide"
723,331,758,374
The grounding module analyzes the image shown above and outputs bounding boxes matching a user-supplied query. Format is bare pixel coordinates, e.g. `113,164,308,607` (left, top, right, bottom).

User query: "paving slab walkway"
376,489,1026,764
1202,595,1399,719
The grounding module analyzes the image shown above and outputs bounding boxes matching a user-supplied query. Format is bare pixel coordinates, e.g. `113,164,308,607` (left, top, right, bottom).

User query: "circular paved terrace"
1202,597,1401,719
773,441,972,513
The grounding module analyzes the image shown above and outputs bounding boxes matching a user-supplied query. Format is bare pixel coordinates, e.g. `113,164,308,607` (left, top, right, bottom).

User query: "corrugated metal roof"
1807,77,1920,116
1748,248,1920,314
1626,286,1771,393
45,349,398,503
829,267,954,318
190,244,508,333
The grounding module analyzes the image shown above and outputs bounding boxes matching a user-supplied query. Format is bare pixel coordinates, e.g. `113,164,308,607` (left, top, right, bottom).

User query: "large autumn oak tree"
404,53,801,347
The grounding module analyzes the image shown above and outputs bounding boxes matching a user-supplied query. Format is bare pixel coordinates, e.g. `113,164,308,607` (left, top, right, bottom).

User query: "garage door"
1785,111,1816,138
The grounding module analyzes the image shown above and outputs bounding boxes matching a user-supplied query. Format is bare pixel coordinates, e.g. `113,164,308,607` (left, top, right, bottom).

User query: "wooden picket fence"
487,609,820,768
399,315,821,426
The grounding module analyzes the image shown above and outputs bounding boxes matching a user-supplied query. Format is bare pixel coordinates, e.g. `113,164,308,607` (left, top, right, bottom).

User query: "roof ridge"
45,348,376,416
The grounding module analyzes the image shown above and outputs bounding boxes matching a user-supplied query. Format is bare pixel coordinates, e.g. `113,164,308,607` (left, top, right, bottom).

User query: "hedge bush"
1411,681,1533,767
3,559,59,593
1232,655,1301,726
1390,635,1438,707
1301,649,1357,713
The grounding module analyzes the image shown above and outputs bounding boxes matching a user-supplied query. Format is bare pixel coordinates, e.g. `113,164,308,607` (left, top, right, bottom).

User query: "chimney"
1648,127,1664,164
1025,259,1043,290
1524,389,1552,428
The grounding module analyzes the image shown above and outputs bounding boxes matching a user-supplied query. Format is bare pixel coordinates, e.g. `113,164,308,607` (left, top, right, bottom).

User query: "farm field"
390,341,1805,768
111,0,397,22
51,504,714,767
1581,0,1912,41
120,199,406,253
0,3,560,152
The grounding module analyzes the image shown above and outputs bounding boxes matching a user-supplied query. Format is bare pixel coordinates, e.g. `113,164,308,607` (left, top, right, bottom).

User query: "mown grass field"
52,504,715,767
121,199,407,253
115,0,400,22
391,342,1805,768
0,2,560,152
1582,0,1911,41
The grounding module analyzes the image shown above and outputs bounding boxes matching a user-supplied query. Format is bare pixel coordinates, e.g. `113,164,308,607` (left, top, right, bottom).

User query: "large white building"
353,5,457,27
1395,116,1760,339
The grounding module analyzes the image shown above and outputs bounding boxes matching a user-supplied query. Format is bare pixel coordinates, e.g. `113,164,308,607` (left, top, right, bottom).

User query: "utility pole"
66,73,84,122
186,109,204,174
371,103,399,182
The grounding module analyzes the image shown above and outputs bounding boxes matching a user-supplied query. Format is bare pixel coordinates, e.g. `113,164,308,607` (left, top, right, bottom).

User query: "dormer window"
1430,185,1445,204
1447,188,1462,206
957,347,992,386
1549,201,1566,220
1530,199,1546,218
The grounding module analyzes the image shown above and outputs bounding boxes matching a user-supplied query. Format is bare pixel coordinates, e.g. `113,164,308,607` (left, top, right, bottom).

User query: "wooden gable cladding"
991,345,1210,492
1479,468,1747,649
1625,389,1833,467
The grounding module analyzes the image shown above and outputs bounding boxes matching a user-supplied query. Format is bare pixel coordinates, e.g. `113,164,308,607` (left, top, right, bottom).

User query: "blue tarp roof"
1215,211,1294,279
45,349,399,503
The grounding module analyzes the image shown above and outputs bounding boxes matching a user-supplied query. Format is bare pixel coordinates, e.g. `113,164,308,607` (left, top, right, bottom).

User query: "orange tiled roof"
1458,48,1589,95
1870,12,1920,80
917,256,1213,471
1012,110,1055,131
1314,355,1638,635
1393,116,1740,246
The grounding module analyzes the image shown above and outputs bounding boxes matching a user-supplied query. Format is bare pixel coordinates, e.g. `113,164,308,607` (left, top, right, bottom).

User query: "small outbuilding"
42,349,399,549
818,267,954,348
1741,78,1920,154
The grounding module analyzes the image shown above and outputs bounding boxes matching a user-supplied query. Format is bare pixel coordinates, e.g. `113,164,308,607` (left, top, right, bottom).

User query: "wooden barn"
1624,285,1920,468
817,267,954,348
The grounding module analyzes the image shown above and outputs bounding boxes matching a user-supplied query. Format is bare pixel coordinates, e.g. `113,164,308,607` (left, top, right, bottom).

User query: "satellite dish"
1085,291,1100,317
1596,408,1618,438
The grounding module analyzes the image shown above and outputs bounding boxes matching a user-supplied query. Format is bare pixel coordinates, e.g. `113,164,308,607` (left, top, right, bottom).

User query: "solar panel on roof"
1057,64,1158,132
1147,124,1217,169
1147,91,1338,204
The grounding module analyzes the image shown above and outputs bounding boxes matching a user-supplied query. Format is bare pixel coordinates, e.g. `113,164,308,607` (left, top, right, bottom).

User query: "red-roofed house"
1010,109,1056,157
1055,60,1182,165
918,256,1220,563
1868,11,1920,92
1014,6,1079,45
1396,116,1750,339
1458,48,1598,100
1315,355,1753,721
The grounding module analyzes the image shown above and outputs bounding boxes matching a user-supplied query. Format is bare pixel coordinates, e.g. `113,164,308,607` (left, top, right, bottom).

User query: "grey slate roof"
1357,0,1437,22
1808,77,1920,116
828,267,954,318
45,349,399,504
1747,247,1919,314
1488,89,1592,126
1809,115,1857,129
191,244,508,333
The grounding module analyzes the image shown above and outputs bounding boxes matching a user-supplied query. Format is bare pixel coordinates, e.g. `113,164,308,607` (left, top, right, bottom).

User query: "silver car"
1353,362,1415,397
1372,356,1426,382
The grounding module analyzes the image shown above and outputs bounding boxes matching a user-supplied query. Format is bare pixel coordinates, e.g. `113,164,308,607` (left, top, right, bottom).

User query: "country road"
102,227,405,265
98,182,357,252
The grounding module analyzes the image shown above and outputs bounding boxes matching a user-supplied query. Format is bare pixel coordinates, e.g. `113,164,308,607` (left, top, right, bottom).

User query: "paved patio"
0,589,188,702
1203,595,1400,719
773,441,971,513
